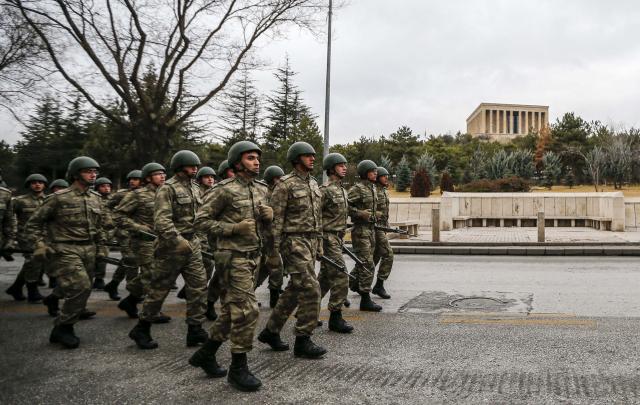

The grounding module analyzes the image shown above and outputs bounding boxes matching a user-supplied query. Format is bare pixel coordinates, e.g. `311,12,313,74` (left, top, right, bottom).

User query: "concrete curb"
388,245,640,256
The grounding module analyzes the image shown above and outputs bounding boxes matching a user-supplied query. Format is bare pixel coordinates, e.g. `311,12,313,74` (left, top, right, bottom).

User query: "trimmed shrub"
457,176,530,192
411,169,431,197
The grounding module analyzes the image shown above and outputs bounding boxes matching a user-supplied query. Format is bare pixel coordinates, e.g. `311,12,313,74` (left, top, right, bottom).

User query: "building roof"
467,103,549,122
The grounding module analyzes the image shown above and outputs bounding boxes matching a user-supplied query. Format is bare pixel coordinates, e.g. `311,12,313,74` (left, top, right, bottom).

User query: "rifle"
374,225,408,235
98,256,137,269
1,247,40,261
341,244,366,268
319,255,355,280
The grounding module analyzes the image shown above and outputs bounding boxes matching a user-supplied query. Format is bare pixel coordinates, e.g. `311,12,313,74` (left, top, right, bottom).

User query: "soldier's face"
182,166,198,178
225,169,235,179
149,171,166,186
129,178,142,189
30,181,45,193
200,175,215,187
367,169,378,182
79,169,98,185
378,175,389,187
299,154,315,171
333,163,347,178
240,151,260,176
97,184,111,194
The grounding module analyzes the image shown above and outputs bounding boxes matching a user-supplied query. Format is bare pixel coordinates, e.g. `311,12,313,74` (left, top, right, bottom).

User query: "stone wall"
625,198,640,231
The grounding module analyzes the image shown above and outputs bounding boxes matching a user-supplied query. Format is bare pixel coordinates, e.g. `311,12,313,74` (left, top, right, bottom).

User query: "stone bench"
389,221,419,238
452,215,612,230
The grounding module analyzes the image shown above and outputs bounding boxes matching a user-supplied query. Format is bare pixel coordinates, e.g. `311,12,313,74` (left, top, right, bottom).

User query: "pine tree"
216,68,262,145
395,155,412,192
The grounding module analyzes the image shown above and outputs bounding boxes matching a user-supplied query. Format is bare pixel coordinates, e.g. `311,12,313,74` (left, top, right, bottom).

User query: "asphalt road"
1,254,640,404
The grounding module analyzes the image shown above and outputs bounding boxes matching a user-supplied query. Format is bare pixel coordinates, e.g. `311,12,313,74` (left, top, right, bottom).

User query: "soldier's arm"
25,196,55,246
3,197,17,245
347,184,362,217
114,192,142,232
270,181,288,251
153,185,180,243
195,187,231,237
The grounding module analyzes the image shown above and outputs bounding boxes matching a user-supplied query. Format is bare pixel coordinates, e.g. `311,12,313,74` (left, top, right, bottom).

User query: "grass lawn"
387,185,640,198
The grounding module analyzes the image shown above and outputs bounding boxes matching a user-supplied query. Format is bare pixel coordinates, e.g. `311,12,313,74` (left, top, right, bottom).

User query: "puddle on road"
398,291,533,314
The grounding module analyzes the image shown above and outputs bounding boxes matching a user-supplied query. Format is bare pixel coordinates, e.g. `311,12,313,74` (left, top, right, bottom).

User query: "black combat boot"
49,324,80,349
5,273,26,301
26,282,43,303
372,278,391,299
177,286,186,300
186,324,208,347
329,310,354,334
359,292,382,312
189,339,227,378
269,288,280,309
48,276,57,289
129,320,158,349
92,278,105,290
79,309,96,320
293,336,327,359
43,294,60,317
38,275,46,286
343,298,351,308
103,280,121,301
257,328,289,351
205,301,218,321
228,353,262,392
150,312,171,324
117,294,140,318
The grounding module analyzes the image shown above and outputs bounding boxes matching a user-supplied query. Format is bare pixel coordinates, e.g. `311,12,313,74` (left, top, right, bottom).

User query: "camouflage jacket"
196,176,268,252
348,179,378,225
154,175,201,245
0,187,16,247
12,192,45,244
375,185,390,227
270,169,322,250
26,183,110,246
114,183,158,235
320,179,349,233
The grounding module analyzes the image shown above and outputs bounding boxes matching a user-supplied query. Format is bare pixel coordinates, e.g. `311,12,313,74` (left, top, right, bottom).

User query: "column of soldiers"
0,140,397,392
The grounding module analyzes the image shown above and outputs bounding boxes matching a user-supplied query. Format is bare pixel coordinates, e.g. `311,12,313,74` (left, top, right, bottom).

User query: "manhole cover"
449,297,507,310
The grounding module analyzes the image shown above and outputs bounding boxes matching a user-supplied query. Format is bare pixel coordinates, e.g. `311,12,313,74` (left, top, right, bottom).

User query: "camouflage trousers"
49,242,95,325
254,252,284,291
140,237,207,325
94,261,106,280
318,232,348,312
18,240,44,283
208,265,223,303
267,236,320,337
126,239,154,298
350,225,376,293
208,250,260,353
373,229,394,281
110,243,138,284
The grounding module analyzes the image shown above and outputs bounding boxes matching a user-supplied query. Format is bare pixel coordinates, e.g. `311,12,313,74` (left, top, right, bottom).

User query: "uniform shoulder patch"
218,178,235,187
90,190,102,197
280,173,295,182
255,179,268,187
165,177,177,185
54,188,73,196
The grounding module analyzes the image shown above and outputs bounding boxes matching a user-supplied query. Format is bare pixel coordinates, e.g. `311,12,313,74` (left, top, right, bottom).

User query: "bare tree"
569,146,607,192
5,0,327,163
0,5,48,121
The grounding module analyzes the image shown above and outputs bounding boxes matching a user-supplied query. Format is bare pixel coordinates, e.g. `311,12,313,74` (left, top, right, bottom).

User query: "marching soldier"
217,160,234,181
92,177,113,290
348,160,383,312
0,183,16,275
128,150,208,350
258,142,327,359
114,163,170,323
191,141,270,391
372,167,393,299
48,179,69,193
103,170,143,301
318,154,353,333
25,156,110,348
254,165,285,308
6,174,48,302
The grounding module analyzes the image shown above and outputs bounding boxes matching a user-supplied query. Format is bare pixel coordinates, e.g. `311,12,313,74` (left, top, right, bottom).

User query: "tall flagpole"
323,0,333,182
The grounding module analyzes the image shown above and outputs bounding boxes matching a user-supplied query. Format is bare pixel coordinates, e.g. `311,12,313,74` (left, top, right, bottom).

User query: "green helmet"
227,141,262,168
376,167,390,178
170,150,201,172
141,162,166,180
24,173,48,188
67,156,100,181
95,177,112,186
196,166,216,179
357,160,378,178
126,170,142,180
322,153,348,171
286,142,316,163
49,179,69,191
217,160,231,179
263,165,285,184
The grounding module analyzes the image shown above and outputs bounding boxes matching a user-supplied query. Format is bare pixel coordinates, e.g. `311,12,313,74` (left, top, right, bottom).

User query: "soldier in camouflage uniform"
0,184,16,277
254,165,285,308
114,163,170,324
92,177,113,290
129,150,208,350
258,142,327,359
372,167,393,299
217,160,235,182
26,156,110,349
348,160,383,312
6,174,48,302
318,153,354,333
191,141,269,392
103,170,143,301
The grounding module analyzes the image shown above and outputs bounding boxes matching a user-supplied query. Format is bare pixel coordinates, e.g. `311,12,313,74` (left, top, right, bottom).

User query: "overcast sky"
2,0,640,145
